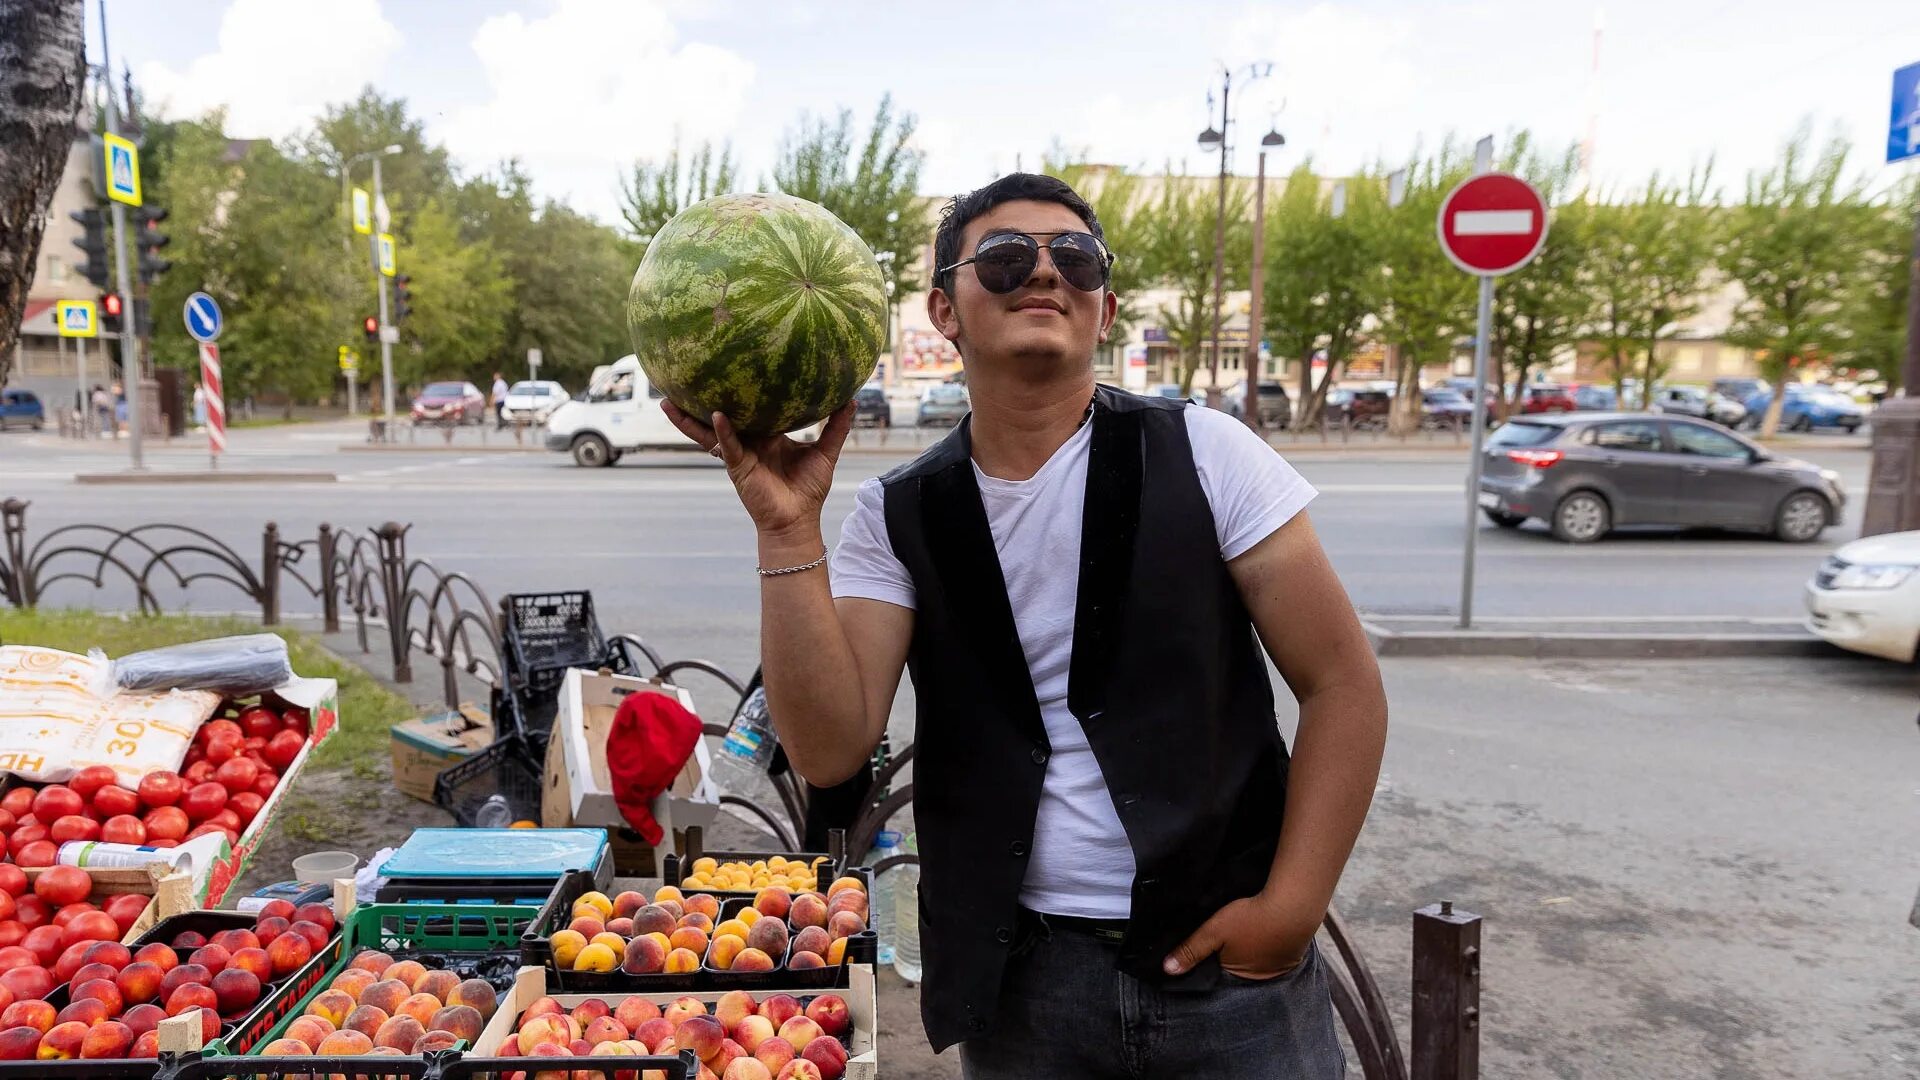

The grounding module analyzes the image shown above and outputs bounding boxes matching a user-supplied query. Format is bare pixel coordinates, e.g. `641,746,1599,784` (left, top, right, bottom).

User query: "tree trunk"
1294,345,1314,428
1759,371,1791,438
1388,355,1423,436
0,0,86,389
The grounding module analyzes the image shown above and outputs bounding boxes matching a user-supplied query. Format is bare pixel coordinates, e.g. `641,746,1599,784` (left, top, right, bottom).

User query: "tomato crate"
520,867,878,994
251,903,541,1051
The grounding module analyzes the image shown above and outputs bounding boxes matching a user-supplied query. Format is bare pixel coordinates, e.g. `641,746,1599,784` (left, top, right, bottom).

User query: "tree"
1489,139,1592,415
1632,169,1718,394
617,138,738,250
1581,198,1649,403
1144,170,1251,394
307,89,454,235
1261,166,1383,427
390,196,510,387
1833,175,1918,392
1373,145,1474,433
1721,127,1869,436
769,95,931,309
0,0,85,388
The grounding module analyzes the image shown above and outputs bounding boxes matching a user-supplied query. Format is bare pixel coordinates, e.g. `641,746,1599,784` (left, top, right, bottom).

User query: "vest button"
969,1017,987,1032
1009,840,1028,856
1030,747,1048,765
995,926,1013,943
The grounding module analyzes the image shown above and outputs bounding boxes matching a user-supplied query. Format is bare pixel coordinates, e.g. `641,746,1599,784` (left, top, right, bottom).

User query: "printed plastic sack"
0,646,219,786
110,633,292,695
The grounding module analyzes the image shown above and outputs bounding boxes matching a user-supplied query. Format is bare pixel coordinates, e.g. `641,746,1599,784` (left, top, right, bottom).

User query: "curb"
73,470,338,484
1362,621,1837,659
336,443,541,453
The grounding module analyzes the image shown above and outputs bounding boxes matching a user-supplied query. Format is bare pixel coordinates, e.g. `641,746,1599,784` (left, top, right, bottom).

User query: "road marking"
1453,209,1535,235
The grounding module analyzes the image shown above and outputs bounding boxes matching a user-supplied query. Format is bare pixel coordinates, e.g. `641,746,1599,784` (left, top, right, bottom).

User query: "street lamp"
1244,123,1285,432
1195,61,1273,411
338,145,404,432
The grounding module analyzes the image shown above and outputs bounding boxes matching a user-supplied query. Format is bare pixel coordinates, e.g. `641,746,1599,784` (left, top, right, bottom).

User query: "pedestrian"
191,382,207,431
667,173,1386,1078
90,384,111,438
111,382,127,437
490,371,509,429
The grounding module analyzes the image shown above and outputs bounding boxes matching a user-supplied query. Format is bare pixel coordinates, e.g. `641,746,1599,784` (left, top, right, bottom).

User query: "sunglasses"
938,230,1114,295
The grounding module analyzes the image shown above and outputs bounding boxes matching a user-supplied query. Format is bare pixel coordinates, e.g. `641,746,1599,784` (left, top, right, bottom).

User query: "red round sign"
1436,173,1548,276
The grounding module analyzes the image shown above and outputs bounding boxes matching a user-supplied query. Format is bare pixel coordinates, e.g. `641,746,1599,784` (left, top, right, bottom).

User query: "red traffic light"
363,316,378,333
102,293,122,317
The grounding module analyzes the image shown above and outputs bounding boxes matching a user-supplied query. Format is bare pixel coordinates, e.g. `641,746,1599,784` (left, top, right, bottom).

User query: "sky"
98,0,1919,228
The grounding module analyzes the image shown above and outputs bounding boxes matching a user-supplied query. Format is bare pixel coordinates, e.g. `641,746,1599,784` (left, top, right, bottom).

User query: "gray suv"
1477,413,1844,543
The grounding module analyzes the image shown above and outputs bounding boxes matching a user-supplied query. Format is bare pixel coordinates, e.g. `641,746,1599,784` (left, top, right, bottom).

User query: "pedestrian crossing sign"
377,233,396,277
352,188,372,235
55,300,98,338
103,133,141,206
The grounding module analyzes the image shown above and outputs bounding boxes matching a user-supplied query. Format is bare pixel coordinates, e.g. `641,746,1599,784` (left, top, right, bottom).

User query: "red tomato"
52,903,94,928
13,896,50,931
0,865,25,899
34,865,91,907
15,842,58,868
48,815,99,844
62,910,119,947
136,772,184,809
67,767,118,803
6,824,47,858
263,730,304,772
147,839,179,849
90,784,140,818
238,707,280,740
241,737,267,757
141,807,188,842
251,772,278,799
185,825,237,846
212,759,258,794
182,761,215,785
0,922,22,949
0,810,14,834
0,789,30,819
282,706,310,735
29,786,82,823
204,809,241,834
180,783,227,823
197,719,242,746
100,815,146,845
226,792,264,828
0,894,12,924
0,964,53,1002
105,894,149,934
204,738,240,767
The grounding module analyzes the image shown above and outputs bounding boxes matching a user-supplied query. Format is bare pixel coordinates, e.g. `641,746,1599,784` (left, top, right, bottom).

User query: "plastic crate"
659,826,844,904
441,1052,699,1080
375,840,613,907
431,732,543,828
500,592,608,694
166,1048,440,1078
520,868,877,993
254,903,540,1050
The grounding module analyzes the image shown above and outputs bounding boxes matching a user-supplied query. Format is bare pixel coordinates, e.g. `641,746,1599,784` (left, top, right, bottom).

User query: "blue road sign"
1892,61,1920,164
183,292,223,343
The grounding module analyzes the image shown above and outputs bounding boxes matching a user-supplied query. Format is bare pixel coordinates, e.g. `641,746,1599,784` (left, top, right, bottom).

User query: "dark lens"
1049,233,1108,292
973,236,1036,294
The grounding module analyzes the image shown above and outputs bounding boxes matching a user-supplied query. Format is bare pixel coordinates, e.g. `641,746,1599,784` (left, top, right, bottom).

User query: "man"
490,371,510,429
666,173,1386,1078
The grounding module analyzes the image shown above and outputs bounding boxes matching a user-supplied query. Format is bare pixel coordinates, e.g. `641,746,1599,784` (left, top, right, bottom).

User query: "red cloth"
604,691,702,845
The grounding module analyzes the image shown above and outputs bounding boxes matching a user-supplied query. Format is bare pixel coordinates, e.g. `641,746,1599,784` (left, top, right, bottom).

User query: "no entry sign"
1436,173,1547,276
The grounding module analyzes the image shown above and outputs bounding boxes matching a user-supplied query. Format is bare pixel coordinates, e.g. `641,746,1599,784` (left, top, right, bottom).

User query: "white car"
1804,530,1920,662
544,354,819,467
502,380,569,424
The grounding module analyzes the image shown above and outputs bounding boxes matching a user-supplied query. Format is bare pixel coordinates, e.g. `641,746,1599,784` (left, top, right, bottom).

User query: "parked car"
1223,381,1293,427
1571,384,1617,411
1650,385,1747,427
0,389,46,431
410,381,486,425
1147,383,1206,407
501,380,569,424
1519,383,1577,414
1421,388,1475,429
853,384,891,427
1742,384,1866,433
1327,388,1392,429
917,383,970,427
1712,377,1767,403
1475,413,1844,543
1804,530,1920,663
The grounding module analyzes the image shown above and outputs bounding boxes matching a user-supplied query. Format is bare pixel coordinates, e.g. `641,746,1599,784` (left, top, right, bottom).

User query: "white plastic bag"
0,646,219,786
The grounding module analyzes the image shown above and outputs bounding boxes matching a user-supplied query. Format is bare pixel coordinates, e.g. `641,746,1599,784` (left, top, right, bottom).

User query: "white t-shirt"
830,404,1316,918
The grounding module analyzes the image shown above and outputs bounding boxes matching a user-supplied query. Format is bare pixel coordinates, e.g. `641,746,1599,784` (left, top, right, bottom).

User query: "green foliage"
1490,139,1598,413
1833,175,1917,391
1372,143,1475,431
1261,165,1384,425
1042,162,1158,342
618,139,739,250
1143,168,1252,393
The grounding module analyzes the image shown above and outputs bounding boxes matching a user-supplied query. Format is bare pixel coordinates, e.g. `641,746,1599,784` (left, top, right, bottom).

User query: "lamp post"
1244,126,1285,431
340,145,403,424
1197,61,1272,410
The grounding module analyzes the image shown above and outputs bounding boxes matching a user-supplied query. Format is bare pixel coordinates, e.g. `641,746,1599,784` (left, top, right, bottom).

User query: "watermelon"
626,192,888,436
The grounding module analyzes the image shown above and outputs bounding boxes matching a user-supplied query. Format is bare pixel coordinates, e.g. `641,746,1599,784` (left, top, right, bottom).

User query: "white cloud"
1227,3,1418,174
435,0,755,223
137,0,399,137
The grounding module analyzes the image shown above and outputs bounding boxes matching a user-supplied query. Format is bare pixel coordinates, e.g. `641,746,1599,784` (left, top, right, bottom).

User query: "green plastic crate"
251,903,539,1053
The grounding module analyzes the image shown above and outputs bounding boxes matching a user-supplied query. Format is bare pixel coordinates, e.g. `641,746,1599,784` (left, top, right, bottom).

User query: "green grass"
227,416,310,429
0,609,412,771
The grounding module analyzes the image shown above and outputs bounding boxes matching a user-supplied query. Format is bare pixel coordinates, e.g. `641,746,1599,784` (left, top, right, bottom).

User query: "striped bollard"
200,342,226,467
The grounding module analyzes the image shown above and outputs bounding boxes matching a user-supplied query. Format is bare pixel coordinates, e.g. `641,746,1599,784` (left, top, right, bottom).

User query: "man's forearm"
1261,674,1388,924
757,523,873,786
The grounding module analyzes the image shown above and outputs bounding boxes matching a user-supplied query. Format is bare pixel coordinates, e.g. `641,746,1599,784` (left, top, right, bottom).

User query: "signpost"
183,292,225,468
1437,167,1549,628
57,301,97,434
377,234,396,278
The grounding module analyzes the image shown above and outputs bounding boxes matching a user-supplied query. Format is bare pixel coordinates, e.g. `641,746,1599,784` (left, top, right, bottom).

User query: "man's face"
931,199,1116,372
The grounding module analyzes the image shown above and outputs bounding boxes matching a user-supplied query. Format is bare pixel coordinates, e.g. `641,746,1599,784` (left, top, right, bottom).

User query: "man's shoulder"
878,423,970,488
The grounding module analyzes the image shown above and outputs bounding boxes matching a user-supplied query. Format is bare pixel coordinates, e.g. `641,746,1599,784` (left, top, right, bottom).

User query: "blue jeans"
959,911,1345,1079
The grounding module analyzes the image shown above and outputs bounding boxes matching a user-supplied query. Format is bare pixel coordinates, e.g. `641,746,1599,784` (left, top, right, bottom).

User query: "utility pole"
1206,79,1230,404
1245,126,1285,432
1862,191,1920,534
371,157,395,429
97,3,142,469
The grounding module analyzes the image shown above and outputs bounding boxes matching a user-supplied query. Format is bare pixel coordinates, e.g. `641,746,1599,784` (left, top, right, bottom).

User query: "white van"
543,354,688,466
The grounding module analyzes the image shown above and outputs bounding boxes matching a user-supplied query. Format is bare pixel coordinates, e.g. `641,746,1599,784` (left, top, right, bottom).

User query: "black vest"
879,385,1291,1051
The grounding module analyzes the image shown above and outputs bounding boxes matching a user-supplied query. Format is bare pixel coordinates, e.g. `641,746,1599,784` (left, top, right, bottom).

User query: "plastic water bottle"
892,833,922,984
868,830,902,965
473,794,514,829
711,687,777,797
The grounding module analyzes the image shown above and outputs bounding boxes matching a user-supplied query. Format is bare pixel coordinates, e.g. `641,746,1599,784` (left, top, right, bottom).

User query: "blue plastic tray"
377,827,610,879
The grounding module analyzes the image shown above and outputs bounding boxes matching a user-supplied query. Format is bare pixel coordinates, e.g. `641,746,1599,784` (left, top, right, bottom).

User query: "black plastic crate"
166,1048,441,1078
432,732,544,828
659,824,846,903
0,1062,167,1079
501,592,607,691
442,1051,699,1080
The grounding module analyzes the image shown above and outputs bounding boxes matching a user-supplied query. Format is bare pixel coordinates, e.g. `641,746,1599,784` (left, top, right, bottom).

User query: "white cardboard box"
555,668,720,838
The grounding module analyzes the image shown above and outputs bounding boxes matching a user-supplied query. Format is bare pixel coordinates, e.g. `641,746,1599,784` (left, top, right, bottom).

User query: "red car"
1520,384,1577,414
410,381,486,425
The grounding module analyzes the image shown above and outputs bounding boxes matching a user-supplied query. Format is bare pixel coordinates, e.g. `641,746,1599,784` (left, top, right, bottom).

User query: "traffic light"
363,316,379,344
134,206,172,284
100,292,123,335
70,208,112,289
132,297,153,338
392,274,412,322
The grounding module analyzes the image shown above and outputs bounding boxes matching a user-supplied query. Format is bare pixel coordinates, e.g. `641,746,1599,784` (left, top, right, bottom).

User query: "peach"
572,890,614,919
634,1016,675,1047
397,992,442,1027
166,982,219,1017
348,949,394,975
677,912,713,933
128,1031,159,1059
733,1013,776,1053
447,978,497,1019
713,918,751,942
283,1014,335,1047
120,1003,166,1037
411,968,459,1002
746,918,788,959
359,978,410,1015
804,995,850,1038
752,888,791,920
631,904,677,938
606,917,635,937
0,1025,43,1060
133,943,178,971
715,1038,747,1074
80,941,132,971
0,1001,53,1033
212,967,262,1015
55,998,109,1027
547,929,587,969
266,931,311,977
188,943,231,975
622,933,667,974
676,1014,726,1062
669,926,710,956
344,1003,389,1039
683,893,721,921
802,1036,848,1080
38,1020,88,1059
316,1029,374,1055
826,912,865,941
614,996,660,1031
788,952,824,971
776,1016,822,1053
826,937,849,966
612,890,648,918
79,1020,134,1060
709,934,746,970
384,960,427,989
574,942,619,972
653,886,683,904
571,998,611,1027
714,990,757,1033
520,996,564,1023
725,1059,773,1080
663,996,707,1025
374,1014,425,1052
329,967,375,1000
208,929,261,954
306,988,356,1027
825,891,867,921
515,1015,570,1055
825,877,863,898
666,947,702,973
412,1029,460,1053
118,961,168,1004
754,1036,796,1075
777,1059,823,1080
733,948,776,972
260,1036,312,1055
737,907,762,927
787,895,827,930
229,947,274,983
584,1014,628,1045
568,915,606,940
759,994,801,1027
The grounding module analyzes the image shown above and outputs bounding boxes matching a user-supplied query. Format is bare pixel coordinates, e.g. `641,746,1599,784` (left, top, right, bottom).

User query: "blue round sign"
183,291,222,343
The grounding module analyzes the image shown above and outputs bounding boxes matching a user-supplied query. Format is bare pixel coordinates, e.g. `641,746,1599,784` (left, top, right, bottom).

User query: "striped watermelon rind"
626,192,887,436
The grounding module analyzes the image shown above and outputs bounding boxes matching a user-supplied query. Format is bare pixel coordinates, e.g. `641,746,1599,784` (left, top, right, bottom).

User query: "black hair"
931,172,1105,291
